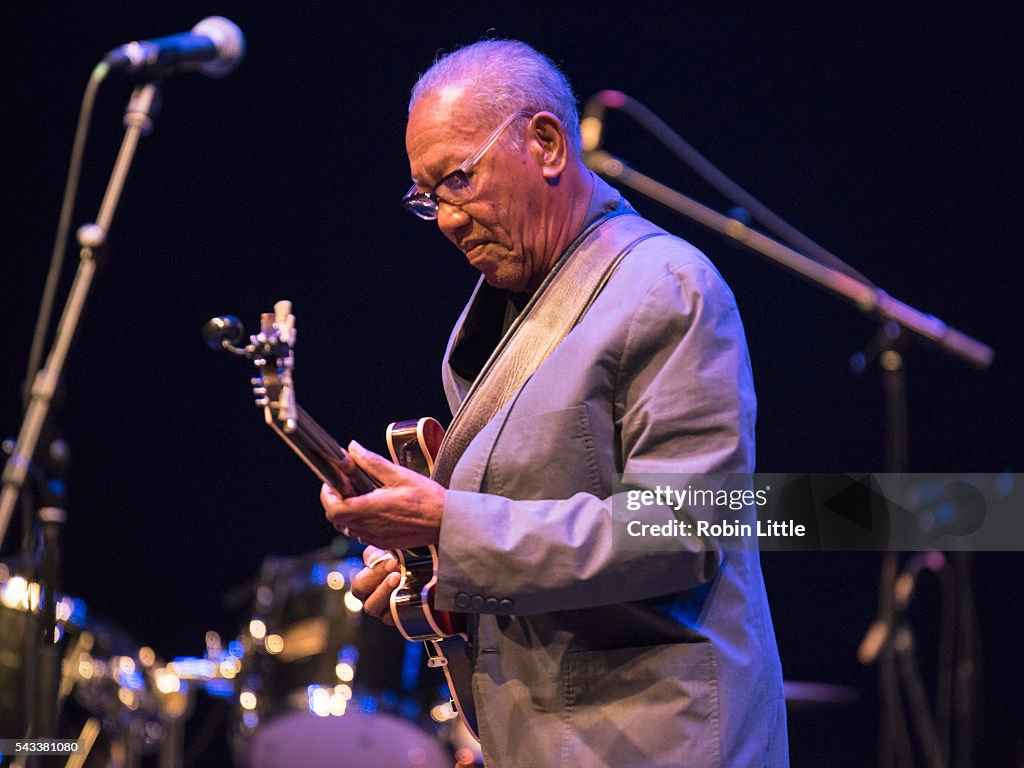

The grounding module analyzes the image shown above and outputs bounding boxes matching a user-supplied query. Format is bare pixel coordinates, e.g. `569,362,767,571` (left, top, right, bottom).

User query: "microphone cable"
584,90,876,288
21,61,110,410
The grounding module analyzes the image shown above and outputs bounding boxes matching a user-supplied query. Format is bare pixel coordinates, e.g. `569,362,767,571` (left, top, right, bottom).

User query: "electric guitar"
204,300,477,737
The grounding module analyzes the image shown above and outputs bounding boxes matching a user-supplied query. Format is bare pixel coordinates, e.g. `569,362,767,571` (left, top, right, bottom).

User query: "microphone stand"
854,324,914,768
584,150,993,370
0,79,161,759
585,144,992,767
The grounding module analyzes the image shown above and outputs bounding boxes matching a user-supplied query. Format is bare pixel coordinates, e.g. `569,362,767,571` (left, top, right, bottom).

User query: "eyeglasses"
402,110,533,220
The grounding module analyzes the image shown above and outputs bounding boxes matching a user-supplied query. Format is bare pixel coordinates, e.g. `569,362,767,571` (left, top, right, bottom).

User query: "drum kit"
0,545,481,768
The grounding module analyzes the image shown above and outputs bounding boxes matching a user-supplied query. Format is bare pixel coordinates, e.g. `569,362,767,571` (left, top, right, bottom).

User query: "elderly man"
322,40,789,767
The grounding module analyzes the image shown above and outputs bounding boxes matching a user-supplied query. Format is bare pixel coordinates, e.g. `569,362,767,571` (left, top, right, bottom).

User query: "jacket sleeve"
435,248,757,615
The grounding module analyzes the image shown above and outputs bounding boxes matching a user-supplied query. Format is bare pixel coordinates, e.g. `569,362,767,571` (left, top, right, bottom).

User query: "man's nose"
436,201,469,234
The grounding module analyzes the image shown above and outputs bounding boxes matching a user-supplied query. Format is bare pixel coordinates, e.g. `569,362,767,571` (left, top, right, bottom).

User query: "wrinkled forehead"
406,85,488,181
410,84,463,122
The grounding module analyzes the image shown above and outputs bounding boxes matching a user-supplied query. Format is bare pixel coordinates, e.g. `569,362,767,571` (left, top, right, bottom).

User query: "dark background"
1,2,1021,765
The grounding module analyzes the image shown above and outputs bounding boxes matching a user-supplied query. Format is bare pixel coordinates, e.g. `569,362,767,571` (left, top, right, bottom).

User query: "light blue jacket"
436,180,789,767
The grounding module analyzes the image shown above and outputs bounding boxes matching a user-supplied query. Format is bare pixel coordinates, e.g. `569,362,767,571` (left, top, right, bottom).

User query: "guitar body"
212,302,477,737
384,418,462,638
385,419,477,737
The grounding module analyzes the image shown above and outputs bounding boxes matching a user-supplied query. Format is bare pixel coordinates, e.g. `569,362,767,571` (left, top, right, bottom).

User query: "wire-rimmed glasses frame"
401,110,534,220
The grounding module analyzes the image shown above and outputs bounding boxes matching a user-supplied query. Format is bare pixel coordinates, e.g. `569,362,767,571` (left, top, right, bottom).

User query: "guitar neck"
266,405,377,496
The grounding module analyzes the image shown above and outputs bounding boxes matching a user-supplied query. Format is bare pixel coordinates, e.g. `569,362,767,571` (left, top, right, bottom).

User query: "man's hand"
350,545,401,625
320,440,446,550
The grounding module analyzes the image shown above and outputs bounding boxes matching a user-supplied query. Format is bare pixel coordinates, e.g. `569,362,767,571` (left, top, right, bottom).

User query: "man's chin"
483,272,528,293
478,264,527,293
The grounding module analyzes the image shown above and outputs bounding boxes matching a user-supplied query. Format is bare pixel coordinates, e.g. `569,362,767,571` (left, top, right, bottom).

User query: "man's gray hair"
409,39,582,154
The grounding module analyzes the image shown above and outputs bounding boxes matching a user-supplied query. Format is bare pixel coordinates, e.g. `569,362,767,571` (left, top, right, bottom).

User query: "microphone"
103,17,246,78
202,315,247,352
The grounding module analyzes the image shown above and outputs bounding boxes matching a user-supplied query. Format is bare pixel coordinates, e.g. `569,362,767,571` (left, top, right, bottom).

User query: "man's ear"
528,112,569,180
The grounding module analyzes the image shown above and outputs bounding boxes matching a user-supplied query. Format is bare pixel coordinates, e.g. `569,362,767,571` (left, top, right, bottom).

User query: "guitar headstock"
203,300,299,434
205,302,374,495
251,301,298,434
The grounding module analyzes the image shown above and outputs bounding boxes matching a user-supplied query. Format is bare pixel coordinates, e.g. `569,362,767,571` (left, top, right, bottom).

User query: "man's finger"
320,482,342,507
348,440,410,485
361,571,401,623
351,566,384,602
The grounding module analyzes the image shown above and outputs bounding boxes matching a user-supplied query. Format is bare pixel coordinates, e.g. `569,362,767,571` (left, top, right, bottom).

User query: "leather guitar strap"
431,210,668,487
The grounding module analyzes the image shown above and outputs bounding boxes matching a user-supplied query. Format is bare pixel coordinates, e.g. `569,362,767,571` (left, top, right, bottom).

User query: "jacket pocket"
487,404,604,499
564,642,721,768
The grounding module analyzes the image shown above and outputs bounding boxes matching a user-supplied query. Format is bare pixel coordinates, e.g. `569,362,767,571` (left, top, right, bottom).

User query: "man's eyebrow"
411,158,455,189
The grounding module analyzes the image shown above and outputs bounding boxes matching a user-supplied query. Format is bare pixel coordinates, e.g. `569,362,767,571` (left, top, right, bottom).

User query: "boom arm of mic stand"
585,150,994,370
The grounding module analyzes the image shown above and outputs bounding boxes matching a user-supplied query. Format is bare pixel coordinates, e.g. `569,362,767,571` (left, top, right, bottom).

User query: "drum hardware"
63,717,102,768
225,548,455,768
3,550,485,768
1,569,187,768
